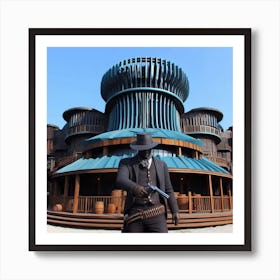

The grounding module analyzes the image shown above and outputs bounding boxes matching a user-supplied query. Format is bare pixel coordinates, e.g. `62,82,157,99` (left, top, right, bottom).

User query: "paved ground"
47,224,232,233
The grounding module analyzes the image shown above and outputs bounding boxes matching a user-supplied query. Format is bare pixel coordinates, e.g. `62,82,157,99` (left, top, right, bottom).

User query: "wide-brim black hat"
130,133,159,151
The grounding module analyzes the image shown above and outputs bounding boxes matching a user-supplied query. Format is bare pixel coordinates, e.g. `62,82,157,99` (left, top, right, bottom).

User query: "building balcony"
65,124,106,142
182,124,221,142
182,124,220,136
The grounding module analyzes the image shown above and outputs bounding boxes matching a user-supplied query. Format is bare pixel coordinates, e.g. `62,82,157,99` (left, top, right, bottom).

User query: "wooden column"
179,177,184,193
73,174,80,214
208,175,214,213
178,147,182,156
103,146,109,156
63,176,69,197
63,176,69,210
229,189,233,210
50,181,58,208
53,181,59,196
188,191,193,214
219,177,224,212
97,177,101,195
85,151,91,159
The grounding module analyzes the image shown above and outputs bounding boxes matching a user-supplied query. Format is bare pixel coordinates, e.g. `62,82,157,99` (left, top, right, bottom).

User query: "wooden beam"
178,147,182,156
85,151,91,159
179,177,184,193
229,189,233,210
97,177,101,195
50,181,58,208
103,146,109,156
219,177,224,212
73,175,80,214
63,176,69,197
208,175,214,213
188,191,192,214
54,181,59,196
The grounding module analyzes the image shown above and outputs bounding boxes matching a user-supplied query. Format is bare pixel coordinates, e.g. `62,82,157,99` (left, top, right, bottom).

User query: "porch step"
167,211,232,229
47,210,123,220
47,219,123,229
47,210,232,230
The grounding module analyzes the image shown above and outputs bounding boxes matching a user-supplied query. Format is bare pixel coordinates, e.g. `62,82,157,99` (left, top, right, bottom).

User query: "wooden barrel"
107,203,116,214
95,201,104,214
111,189,122,213
53,204,62,212
111,189,122,198
177,194,188,210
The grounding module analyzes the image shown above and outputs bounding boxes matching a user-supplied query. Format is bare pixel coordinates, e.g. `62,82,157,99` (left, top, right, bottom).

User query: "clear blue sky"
47,47,232,130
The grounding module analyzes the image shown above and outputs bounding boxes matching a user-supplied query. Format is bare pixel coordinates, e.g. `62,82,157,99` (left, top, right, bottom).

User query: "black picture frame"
29,28,251,251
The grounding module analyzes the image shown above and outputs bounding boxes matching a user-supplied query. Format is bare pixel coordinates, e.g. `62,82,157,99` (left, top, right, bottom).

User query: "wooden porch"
47,193,233,229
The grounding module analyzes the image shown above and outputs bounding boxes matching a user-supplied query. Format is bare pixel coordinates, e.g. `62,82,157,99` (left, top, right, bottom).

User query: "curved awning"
55,154,230,177
85,128,202,146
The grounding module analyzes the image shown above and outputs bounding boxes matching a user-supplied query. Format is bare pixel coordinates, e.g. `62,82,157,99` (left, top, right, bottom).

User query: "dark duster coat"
115,156,179,216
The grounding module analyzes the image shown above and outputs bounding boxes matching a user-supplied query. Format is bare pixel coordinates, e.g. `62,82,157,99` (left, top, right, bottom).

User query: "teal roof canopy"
85,128,202,147
56,155,229,175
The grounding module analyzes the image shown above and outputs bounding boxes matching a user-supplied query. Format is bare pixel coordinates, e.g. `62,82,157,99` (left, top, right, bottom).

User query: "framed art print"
29,28,251,251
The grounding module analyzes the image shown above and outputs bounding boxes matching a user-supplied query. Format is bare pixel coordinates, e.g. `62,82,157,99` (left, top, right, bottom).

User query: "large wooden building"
47,57,233,229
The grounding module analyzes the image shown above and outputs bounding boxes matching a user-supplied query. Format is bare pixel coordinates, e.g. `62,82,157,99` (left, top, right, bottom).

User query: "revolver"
146,184,170,199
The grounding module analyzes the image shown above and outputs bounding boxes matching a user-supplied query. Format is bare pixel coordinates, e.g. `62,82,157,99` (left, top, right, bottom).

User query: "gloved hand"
131,184,148,198
172,212,179,226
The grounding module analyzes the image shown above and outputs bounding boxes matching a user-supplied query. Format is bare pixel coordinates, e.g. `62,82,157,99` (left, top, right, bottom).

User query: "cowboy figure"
116,132,179,233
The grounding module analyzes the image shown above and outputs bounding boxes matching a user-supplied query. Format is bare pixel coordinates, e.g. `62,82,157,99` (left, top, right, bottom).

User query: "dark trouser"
122,213,168,233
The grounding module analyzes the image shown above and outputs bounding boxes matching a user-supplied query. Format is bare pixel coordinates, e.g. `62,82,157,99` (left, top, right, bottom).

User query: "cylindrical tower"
101,57,189,131
62,107,108,155
180,107,232,170
181,107,223,147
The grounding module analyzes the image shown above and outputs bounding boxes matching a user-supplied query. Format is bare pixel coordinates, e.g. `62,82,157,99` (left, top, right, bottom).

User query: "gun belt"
125,205,165,225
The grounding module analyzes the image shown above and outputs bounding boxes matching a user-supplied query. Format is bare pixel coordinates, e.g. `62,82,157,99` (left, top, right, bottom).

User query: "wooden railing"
182,125,221,137
193,196,211,213
179,195,232,213
50,193,232,214
78,196,124,214
65,124,105,140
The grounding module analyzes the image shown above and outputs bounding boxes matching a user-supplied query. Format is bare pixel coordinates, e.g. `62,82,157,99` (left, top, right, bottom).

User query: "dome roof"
62,107,104,122
184,107,223,122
